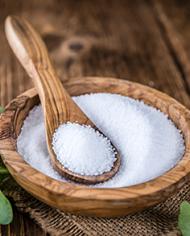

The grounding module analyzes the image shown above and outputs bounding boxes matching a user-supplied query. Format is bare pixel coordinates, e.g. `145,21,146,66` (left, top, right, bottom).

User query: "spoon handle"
5,16,92,136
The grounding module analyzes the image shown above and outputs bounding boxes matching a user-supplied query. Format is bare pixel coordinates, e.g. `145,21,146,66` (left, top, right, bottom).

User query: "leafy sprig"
0,106,4,113
0,106,13,225
0,190,13,225
178,201,190,236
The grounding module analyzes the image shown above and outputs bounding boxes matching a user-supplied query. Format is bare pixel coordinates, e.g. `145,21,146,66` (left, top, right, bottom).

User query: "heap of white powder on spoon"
52,122,116,176
17,93,185,188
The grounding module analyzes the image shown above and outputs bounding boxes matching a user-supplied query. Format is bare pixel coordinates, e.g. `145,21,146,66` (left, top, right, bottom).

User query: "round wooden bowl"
0,77,190,218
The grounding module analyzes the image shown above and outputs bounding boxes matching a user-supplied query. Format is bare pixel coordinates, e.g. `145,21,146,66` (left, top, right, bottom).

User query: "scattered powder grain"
17,93,185,188
52,122,116,176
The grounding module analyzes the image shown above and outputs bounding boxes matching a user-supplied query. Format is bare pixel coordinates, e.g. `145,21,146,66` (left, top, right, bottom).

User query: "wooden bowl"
1,77,190,218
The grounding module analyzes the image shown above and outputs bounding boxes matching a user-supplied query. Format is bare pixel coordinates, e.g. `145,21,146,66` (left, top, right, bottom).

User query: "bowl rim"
1,76,190,202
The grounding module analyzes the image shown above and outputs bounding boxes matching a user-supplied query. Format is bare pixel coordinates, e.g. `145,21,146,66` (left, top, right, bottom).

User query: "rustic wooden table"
1,0,190,235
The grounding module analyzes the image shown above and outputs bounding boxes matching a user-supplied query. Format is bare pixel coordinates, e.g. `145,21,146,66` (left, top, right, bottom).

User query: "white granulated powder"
52,122,116,176
17,93,185,188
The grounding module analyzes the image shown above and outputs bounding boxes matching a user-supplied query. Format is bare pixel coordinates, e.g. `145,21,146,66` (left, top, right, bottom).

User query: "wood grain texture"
0,77,190,217
5,16,120,184
1,0,190,234
153,0,190,93
0,205,45,236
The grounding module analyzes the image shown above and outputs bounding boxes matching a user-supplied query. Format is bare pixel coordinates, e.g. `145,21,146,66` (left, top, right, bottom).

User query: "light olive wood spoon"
5,16,120,184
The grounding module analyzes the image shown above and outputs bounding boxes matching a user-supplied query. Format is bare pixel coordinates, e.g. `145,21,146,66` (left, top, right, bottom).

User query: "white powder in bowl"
17,93,185,188
52,122,116,176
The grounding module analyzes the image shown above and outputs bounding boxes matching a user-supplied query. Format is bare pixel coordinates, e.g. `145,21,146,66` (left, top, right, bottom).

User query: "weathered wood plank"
0,206,47,236
1,0,190,106
154,0,190,92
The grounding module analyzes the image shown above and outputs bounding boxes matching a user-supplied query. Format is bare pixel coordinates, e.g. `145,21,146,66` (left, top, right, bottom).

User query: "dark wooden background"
1,0,190,235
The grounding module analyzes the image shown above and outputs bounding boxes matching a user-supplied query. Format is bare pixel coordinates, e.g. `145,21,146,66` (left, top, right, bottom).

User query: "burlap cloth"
1,172,190,236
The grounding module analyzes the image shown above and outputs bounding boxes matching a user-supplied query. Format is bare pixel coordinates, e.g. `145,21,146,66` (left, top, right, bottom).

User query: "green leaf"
0,190,13,225
178,201,190,236
0,106,4,113
0,175,8,182
0,164,9,182
0,166,9,175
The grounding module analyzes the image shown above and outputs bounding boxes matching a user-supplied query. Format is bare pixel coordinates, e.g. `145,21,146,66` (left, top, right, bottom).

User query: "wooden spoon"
5,16,120,184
